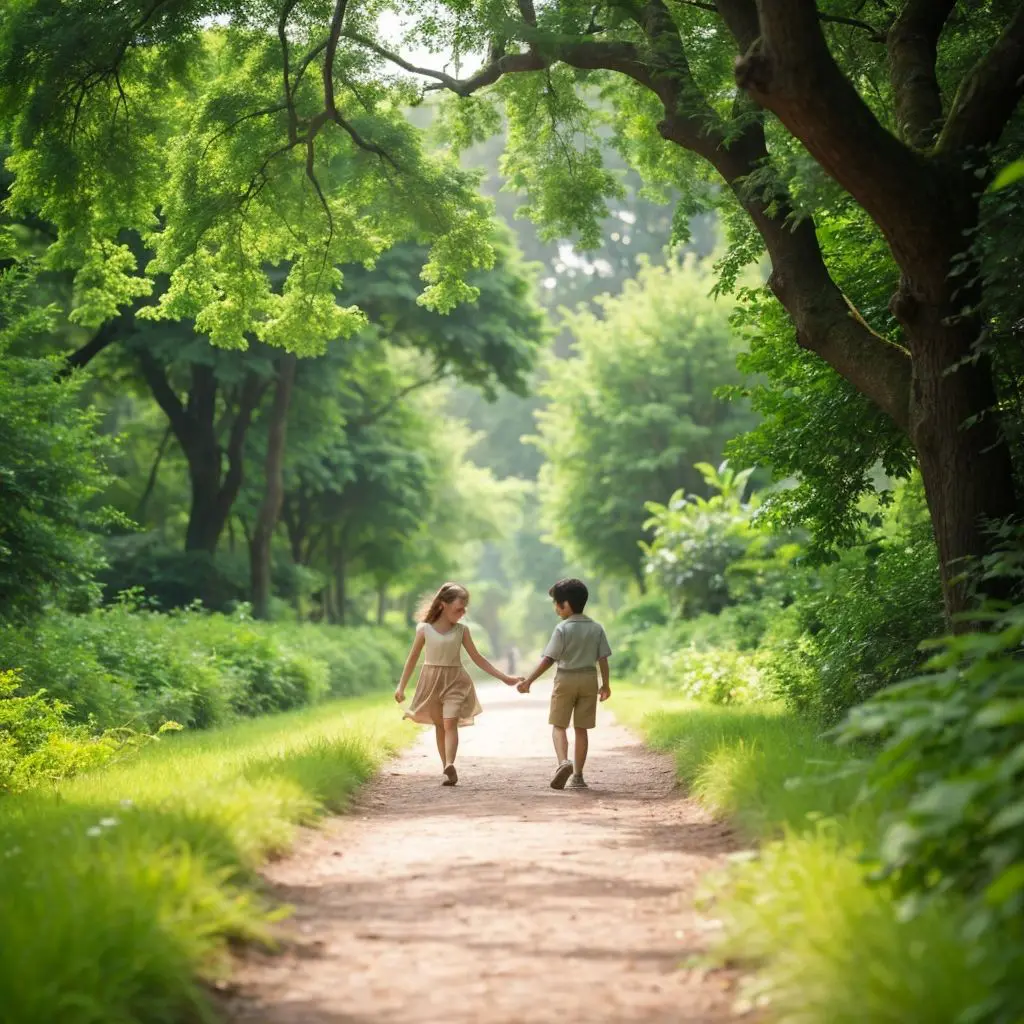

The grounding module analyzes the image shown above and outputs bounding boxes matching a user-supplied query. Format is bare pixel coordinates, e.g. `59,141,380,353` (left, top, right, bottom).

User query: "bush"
0,669,137,792
642,462,801,617
99,535,327,613
839,601,1024,935
0,605,404,733
766,510,942,724
642,645,768,705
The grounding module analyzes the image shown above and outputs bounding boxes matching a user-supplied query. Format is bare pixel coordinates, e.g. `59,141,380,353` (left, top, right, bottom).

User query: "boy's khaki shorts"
549,669,599,729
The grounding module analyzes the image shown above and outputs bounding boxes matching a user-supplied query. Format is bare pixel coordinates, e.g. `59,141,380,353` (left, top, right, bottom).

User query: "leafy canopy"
0,0,500,352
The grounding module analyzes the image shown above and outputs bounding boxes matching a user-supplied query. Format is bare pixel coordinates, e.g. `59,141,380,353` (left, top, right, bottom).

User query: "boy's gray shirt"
542,614,612,671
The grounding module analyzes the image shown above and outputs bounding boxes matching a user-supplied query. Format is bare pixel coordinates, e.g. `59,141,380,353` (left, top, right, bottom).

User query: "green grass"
617,685,1004,1024
0,695,412,1024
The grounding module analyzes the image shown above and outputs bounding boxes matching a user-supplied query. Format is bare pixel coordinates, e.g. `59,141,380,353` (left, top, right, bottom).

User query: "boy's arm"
517,657,554,693
598,656,611,700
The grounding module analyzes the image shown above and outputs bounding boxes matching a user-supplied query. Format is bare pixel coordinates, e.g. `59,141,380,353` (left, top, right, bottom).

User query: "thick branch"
732,0,956,292
887,0,956,148
344,31,551,96
137,349,192,441
703,0,885,40
218,371,265,520
63,315,128,374
323,0,350,115
517,0,537,26
938,4,1024,154
354,5,912,431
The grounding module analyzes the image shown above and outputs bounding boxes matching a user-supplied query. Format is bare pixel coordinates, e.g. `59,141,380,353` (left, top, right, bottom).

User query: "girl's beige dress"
404,621,483,727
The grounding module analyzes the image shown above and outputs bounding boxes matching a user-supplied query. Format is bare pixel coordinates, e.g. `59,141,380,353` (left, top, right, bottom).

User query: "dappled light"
2,1,1024,1021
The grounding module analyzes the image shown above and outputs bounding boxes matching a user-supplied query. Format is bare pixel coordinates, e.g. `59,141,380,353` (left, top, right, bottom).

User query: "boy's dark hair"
548,578,588,614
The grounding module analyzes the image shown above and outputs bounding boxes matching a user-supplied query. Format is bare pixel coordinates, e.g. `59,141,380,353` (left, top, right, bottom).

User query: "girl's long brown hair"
416,582,470,624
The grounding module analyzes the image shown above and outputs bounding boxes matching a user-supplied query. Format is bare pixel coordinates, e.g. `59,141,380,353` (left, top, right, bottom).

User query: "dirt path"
221,683,749,1024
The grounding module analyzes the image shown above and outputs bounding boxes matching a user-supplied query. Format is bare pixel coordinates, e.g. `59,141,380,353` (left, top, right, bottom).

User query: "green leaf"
989,160,1024,191
984,862,1024,906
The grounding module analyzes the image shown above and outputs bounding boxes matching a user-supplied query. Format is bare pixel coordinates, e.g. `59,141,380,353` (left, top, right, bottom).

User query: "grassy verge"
616,685,1003,1024
0,695,413,1024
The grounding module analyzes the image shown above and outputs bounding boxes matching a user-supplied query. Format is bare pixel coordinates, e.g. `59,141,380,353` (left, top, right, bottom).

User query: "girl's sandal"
442,764,458,786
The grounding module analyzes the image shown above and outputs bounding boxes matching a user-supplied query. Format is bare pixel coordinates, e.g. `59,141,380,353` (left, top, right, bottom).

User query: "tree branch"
938,4,1024,154
323,0,350,115
137,349,191,441
699,0,886,40
347,2,912,432
350,369,447,429
887,0,956,148
343,31,551,96
278,0,302,143
731,0,954,292
62,312,130,375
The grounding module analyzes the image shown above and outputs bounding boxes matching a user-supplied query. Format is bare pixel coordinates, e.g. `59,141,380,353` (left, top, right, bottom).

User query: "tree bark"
377,582,387,626
137,351,265,556
250,353,298,620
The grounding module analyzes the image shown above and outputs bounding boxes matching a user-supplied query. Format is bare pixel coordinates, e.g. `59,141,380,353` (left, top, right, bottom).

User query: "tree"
0,260,110,621
533,256,755,581
337,0,1024,620
0,1,514,611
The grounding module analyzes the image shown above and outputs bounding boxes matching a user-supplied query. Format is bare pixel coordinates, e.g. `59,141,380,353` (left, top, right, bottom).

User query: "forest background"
2,3,1024,1023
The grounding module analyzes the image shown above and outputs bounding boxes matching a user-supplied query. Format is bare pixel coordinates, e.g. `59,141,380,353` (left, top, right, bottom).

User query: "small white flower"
99,817,119,828
119,799,134,810
86,827,102,838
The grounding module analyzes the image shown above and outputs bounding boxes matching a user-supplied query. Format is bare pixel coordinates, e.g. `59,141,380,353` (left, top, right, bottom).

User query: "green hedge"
0,606,405,788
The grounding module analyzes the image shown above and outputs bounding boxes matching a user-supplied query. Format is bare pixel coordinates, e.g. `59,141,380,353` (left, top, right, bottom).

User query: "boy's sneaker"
550,760,573,790
568,774,588,789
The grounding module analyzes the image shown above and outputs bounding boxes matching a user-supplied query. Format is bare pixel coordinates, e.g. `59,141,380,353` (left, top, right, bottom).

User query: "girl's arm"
462,627,517,685
394,631,426,702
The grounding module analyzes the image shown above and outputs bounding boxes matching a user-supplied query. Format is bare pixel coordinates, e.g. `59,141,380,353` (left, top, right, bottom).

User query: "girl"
394,582,518,786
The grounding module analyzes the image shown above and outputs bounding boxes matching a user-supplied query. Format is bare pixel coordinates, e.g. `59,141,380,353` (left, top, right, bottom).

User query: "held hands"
517,678,532,694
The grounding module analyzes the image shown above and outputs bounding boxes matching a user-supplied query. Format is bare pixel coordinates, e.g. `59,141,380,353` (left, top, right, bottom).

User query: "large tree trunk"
250,354,298,620
899,295,1018,616
185,441,230,554
137,352,265,558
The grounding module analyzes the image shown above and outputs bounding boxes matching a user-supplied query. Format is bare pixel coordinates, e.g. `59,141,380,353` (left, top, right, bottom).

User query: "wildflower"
120,799,133,810
86,826,102,838
99,817,118,828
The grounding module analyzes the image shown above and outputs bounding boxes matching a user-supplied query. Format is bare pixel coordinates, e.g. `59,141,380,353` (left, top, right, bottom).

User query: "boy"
517,578,611,790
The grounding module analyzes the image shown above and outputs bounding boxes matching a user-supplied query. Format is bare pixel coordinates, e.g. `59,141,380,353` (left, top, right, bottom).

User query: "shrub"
839,601,1024,934
642,462,801,617
0,669,136,792
0,605,403,734
767,509,942,724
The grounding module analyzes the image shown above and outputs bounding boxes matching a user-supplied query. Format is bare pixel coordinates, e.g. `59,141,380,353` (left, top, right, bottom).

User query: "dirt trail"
221,683,749,1024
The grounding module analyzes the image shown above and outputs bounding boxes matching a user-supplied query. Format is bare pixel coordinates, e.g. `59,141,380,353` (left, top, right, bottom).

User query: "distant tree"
534,257,755,583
